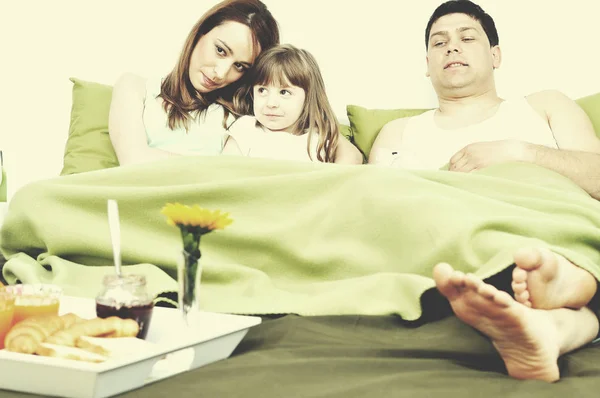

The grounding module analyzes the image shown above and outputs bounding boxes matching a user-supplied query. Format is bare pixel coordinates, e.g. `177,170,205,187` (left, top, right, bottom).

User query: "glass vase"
178,248,203,326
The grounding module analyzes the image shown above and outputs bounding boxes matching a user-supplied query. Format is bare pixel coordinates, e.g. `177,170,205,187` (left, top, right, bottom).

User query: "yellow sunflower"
161,203,233,231
161,203,233,317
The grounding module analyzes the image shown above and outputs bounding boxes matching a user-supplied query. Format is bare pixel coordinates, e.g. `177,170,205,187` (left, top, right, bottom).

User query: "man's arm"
526,90,600,199
450,90,600,199
368,118,409,164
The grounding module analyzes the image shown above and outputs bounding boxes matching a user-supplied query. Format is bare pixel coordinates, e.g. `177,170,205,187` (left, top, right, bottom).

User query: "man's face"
426,13,500,94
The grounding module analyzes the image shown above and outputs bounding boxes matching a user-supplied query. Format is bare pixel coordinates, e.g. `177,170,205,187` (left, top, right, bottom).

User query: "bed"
1,313,599,397
2,79,600,396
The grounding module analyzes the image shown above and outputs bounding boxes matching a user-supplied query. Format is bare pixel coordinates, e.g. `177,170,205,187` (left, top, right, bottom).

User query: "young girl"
108,0,280,166
222,44,363,164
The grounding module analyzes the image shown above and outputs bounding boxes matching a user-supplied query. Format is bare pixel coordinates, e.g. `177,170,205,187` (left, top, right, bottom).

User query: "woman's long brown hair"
159,0,279,131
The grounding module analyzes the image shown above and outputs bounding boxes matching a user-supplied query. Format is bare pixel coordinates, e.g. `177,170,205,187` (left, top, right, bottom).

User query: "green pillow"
61,78,119,176
339,124,352,140
347,105,430,157
575,92,600,138
348,91,600,158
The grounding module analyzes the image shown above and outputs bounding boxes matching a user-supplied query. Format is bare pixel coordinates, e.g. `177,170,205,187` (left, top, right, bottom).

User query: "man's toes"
512,267,528,283
477,283,497,299
449,270,467,288
433,263,453,282
513,247,543,271
492,289,514,308
464,273,483,290
514,290,530,304
512,280,527,295
433,263,461,299
535,248,558,280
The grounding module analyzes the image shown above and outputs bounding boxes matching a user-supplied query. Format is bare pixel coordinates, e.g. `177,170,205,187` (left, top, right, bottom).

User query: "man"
369,0,600,383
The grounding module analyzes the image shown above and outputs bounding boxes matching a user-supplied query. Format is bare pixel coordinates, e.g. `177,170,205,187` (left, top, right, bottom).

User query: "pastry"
35,343,108,363
4,313,84,354
45,316,140,347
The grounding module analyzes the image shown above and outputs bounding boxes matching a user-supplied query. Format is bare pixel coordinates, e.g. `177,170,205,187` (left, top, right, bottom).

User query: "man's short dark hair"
425,0,499,49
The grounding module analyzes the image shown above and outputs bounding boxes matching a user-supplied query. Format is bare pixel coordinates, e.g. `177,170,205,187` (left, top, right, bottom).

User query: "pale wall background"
2,0,599,199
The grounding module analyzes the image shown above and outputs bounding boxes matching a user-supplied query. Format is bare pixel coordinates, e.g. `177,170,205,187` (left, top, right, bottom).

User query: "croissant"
74,336,111,357
44,316,139,347
102,318,141,338
4,313,84,354
35,343,108,363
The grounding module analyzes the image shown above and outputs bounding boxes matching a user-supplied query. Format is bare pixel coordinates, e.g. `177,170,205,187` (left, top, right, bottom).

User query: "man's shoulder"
526,89,571,108
525,89,574,119
381,115,413,133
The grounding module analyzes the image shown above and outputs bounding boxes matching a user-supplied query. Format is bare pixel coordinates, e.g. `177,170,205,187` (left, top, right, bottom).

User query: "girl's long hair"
159,0,279,131
240,44,339,163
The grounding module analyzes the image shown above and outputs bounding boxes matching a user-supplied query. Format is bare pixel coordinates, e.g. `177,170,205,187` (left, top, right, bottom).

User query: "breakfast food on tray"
35,343,109,363
77,335,155,358
4,284,63,326
3,313,149,363
0,289,15,350
45,316,139,347
96,274,155,340
4,313,84,354
1,279,157,363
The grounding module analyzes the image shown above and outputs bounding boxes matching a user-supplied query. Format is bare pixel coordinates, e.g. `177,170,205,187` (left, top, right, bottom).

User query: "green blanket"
2,156,600,321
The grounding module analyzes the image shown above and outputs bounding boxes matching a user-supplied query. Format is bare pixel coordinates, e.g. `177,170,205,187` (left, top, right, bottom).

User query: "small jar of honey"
95,274,154,339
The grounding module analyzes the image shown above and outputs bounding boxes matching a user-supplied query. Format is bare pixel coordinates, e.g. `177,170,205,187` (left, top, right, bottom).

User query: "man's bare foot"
511,248,597,309
433,263,598,382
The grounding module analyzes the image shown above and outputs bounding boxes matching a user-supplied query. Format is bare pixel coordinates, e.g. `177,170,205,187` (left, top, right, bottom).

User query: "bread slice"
36,343,108,363
76,336,156,358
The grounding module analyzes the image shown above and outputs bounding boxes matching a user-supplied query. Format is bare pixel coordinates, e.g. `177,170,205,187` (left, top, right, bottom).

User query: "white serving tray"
0,296,261,398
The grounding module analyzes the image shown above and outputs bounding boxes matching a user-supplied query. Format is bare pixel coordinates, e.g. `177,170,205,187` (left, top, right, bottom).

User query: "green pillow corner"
61,77,120,176
339,124,352,141
575,91,600,139
347,105,430,158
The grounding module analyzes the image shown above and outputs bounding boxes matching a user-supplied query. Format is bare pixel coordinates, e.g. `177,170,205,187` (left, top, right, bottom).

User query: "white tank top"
388,97,558,170
226,116,320,162
142,77,231,156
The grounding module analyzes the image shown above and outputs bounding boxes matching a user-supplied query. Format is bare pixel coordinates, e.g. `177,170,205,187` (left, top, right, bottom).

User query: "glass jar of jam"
95,274,154,339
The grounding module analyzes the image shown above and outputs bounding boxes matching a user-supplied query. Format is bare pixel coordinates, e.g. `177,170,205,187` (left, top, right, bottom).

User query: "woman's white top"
226,116,320,162
142,77,231,156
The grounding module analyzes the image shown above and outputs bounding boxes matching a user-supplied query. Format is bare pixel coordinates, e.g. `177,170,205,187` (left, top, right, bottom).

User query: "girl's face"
189,21,257,94
253,81,306,133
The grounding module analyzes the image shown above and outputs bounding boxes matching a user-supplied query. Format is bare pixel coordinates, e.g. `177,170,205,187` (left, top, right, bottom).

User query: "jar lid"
102,274,147,287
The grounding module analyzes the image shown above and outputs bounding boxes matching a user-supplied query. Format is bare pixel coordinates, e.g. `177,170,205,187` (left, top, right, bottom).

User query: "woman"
108,0,280,166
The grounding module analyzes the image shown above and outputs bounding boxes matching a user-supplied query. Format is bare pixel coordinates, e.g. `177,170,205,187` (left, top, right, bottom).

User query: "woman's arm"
221,116,254,156
222,135,244,156
335,135,363,164
108,73,179,166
